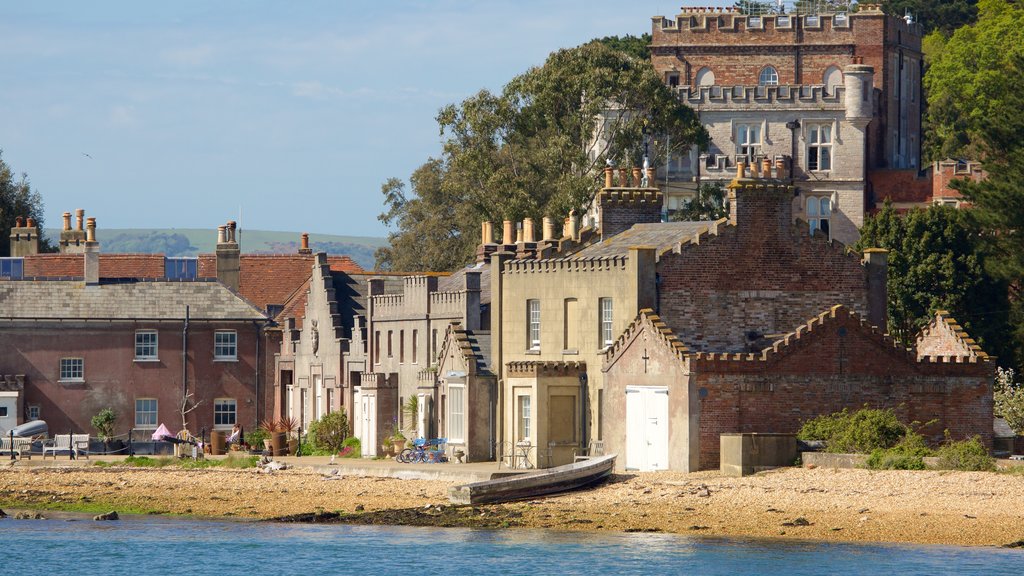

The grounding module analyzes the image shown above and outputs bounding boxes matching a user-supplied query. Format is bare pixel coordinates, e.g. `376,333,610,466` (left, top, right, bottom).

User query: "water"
2,515,1020,576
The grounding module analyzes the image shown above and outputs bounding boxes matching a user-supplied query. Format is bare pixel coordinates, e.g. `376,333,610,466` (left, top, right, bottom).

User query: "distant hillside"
43,228,386,270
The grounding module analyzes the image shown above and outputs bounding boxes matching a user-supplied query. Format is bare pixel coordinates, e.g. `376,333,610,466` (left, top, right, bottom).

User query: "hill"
42,228,386,270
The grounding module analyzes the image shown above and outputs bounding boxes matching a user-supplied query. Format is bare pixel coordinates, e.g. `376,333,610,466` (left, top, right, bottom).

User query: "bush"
308,411,350,454
867,432,933,470
339,436,360,458
798,408,908,454
935,435,995,472
245,428,268,450
91,408,117,441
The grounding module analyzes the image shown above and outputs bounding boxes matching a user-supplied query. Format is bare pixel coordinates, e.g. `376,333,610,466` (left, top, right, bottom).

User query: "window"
412,329,418,363
164,257,198,280
0,407,6,417
28,405,40,420
135,398,157,429
807,124,832,171
736,123,761,161
527,299,541,350
518,395,531,441
374,331,381,363
59,358,84,381
399,330,405,363
665,72,679,87
0,258,24,279
758,66,779,86
214,398,237,428
600,298,614,347
431,329,438,359
214,331,237,360
823,66,843,94
807,196,832,237
694,67,715,86
449,385,465,442
387,330,393,358
135,330,158,361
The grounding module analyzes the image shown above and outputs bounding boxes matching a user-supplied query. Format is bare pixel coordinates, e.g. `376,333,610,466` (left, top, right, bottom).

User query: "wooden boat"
448,454,615,505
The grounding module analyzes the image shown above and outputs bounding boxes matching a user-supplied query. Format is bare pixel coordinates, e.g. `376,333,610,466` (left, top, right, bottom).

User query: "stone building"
649,3,923,245
432,322,496,462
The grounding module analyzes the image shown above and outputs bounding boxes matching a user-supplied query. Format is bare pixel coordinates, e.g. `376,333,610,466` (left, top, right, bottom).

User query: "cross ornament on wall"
641,332,650,373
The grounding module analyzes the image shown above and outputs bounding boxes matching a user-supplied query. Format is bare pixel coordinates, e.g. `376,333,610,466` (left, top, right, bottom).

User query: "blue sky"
0,1,726,238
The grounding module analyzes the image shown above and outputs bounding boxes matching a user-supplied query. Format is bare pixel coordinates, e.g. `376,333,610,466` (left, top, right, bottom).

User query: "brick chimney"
863,248,889,330
60,208,87,253
298,233,312,255
9,216,40,257
727,162,796,235
215,220,241,291
84,217,100,285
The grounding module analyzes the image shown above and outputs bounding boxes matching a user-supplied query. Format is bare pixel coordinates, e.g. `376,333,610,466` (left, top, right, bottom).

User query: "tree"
856,202,1012,362
922,0,1024,160
733,1,779,15
669,182,729,222
882,1,978,36
0,151,53,257
307,411,350,454
594,34,651,61
377,41,708,271
994,367,1024,434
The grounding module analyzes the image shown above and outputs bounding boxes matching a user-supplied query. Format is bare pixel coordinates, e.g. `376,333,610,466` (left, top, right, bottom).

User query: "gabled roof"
603,308,690,372
198,254,362,312
441,322,493,376
916,310,989,360
0,280,268,321
573,221,719,258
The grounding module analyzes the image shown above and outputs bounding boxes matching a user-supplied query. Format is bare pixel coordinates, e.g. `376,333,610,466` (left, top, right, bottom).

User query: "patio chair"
573,440,605,462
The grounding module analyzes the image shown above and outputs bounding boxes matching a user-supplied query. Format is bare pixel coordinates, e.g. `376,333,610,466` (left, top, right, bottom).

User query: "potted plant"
391,428,407,457
91,408,120,454
259,418,280,454
279,416,299,455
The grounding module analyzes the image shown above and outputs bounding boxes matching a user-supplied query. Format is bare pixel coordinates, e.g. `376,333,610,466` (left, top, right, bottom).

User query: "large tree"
376,40,708,271
0,151,52,257
882,1,978,36
856,203,1012,364
922,0,1024,161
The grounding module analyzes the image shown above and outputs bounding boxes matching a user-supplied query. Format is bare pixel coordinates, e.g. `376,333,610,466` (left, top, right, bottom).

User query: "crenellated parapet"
503,255,628,274
507,360,585,378
916,310,990,361
652,5,892,37
674,84,846,108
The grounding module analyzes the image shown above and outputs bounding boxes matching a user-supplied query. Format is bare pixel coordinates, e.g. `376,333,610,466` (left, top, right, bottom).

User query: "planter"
271,432,287,456
392,440,406,456
287,439,298,456
263,439,272,453
210,430,226,456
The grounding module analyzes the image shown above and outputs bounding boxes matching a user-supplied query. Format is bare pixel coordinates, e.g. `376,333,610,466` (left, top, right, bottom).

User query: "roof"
994,418,1015,439
573,221,718,258
456,328,492,375
24,254,166,279
438,263,491,305
0,280,268,321
197,254,363,312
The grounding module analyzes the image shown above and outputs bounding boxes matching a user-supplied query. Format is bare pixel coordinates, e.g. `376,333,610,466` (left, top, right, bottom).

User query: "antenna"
238,205,243,247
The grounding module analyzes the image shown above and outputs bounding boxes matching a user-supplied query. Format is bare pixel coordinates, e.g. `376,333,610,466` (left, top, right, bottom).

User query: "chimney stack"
298,233,312,255
215,220,241,291
75,209,84,231
523,218,535,243
502,220,514,247
60,209,87,253
604,167,613,189
542,217,554,241
475,220,499,264
727,166,794,233
62,212,71,231
569,210,579,241
84,217,100,285
9,215,40,257
863,249,889,330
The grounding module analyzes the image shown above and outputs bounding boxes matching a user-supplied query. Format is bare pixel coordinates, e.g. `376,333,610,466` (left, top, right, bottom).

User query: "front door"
417,393,428,439
625,386,669,471
314,375,323,422
361,394,376,457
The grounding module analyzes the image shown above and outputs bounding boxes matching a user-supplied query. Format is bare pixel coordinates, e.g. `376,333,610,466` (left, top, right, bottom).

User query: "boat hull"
448,454,615,505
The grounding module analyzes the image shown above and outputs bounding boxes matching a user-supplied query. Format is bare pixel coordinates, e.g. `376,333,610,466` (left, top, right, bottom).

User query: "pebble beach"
2,463,1023,547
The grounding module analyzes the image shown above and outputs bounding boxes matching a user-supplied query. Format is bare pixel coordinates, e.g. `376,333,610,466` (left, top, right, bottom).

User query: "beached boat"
448,454,615,505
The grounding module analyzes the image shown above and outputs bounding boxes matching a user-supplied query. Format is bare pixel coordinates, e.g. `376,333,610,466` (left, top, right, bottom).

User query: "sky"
0,1,728,239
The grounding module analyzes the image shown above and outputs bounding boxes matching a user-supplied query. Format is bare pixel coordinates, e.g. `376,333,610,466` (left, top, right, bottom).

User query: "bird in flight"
82,153,92,159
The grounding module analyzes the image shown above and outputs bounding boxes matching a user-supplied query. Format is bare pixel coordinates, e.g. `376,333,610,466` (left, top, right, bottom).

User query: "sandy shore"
1,463,1023,547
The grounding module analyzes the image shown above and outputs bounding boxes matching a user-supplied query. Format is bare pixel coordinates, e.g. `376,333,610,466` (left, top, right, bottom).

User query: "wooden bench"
42,434,90,459
0,436,33,459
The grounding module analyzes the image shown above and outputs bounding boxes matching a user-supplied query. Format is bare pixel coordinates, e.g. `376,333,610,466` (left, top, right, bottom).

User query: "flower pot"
288,439,298,456
392,440,406,456
271,432,287,456
210,430,225,456
263,439,272,452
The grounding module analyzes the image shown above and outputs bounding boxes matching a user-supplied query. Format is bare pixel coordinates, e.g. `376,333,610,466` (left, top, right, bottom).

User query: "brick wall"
657,184,870,352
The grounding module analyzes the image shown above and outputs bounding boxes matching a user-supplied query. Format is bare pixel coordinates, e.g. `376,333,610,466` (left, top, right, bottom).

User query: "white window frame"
135,330,158,361
599,298,614,347
518,395,532,441
214,330,238,361
135,398,158,430
806,195,833,238
527,299,541,350
758,66,779,86
807,123,833,172
59,357,84,382
28,405,40,420
736,123,762,162
214,398,237,429
448,385,465,443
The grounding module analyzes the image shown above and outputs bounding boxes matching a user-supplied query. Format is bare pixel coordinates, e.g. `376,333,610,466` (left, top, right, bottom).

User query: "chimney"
775,158,788,180
298,233,312,255
604,167,613,189
215,220,241,291
60,209,87,253
569,210,579,241
863,249,889,330
84,217,99,285
727,166,795,234
9,216,40,257
542,217,554,241
523,218,535,243
463,270,483,330
475,220,498,264
597,189,663,240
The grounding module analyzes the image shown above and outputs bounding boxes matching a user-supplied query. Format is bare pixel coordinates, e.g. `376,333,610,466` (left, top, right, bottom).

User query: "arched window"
694,67,716,87
824,66,843,94
758,66,779,86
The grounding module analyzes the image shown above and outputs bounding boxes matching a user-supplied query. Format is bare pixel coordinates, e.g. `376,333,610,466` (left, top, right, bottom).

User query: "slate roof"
0,280,268,320
572,221,718,258
463,329,492,374
439,263,491,305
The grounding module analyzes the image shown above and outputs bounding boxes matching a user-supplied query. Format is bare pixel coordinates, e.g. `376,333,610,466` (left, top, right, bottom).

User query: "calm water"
2,515,1021,576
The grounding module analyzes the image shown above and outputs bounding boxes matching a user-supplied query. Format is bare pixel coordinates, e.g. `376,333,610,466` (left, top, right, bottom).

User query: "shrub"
994,367,1024,434
935,434,995,472
307,411,350,454
91,408,117,441
867,432,933,470
245,428,268,450
798,407,908,454
339,436,361,458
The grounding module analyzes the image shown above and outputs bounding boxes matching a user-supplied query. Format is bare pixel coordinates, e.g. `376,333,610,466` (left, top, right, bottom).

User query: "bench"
42,434,90,459
0,436,33,459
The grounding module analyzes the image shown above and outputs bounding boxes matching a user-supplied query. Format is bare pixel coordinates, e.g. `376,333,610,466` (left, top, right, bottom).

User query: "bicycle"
396,438,448,463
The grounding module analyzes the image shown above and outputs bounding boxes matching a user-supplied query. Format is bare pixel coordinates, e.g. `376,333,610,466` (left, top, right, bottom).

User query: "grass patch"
91,454,258,469
0,498,164,516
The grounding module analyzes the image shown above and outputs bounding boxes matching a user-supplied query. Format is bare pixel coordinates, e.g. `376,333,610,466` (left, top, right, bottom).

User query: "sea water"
3,515,1020,575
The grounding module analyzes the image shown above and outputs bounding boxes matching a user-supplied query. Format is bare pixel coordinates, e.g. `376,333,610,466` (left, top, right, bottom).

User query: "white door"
314,375,323,421
417,393,428,439
625,386,669,471
0,392,17,432
361,395,376,457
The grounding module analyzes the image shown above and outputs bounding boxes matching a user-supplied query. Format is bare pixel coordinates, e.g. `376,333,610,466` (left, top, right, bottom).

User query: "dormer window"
758,66,779,86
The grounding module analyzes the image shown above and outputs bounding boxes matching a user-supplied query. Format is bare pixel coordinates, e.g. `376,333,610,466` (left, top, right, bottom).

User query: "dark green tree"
669,182,729,222
922,0,1024,160
0,151,53,257
856,202,1012,363
594,34,651,61
882,1,978,36
377,41,708,271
